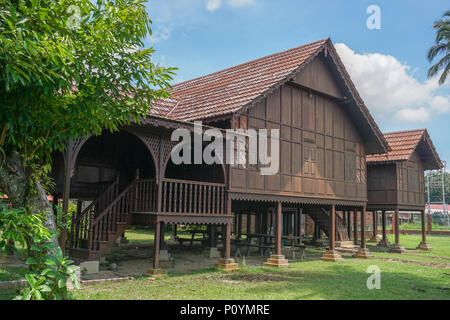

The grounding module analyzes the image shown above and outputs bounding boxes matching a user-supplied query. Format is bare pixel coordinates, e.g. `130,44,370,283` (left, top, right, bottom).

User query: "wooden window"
303,145,316,176
345,153,356,181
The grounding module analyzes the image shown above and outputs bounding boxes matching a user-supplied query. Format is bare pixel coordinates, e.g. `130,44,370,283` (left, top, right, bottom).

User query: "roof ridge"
171,38,329,90
383,128,426,135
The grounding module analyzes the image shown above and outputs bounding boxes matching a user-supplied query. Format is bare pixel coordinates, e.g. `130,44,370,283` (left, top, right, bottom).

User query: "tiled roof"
152,39,328,121
367,129,429,163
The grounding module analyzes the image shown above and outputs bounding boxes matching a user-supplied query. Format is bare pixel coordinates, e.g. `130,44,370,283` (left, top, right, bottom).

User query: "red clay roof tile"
152,39,328,121
367,129,427,163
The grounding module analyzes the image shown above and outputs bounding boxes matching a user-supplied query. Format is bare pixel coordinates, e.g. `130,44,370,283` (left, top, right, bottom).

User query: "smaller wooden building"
366,129,442,252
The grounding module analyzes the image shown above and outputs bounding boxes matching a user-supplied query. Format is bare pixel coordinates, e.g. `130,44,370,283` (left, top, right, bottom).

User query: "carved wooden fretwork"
161,138,178,172
122,128,161,168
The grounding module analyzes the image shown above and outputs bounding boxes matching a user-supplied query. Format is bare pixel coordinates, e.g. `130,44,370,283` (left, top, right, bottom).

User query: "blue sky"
145,0,450,165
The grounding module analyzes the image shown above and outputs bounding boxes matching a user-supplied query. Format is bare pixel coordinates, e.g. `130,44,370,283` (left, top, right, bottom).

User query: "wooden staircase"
69,177,157,261
306,207,350,242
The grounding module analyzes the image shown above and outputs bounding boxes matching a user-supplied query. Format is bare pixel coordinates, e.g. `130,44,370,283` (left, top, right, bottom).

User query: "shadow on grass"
222,264,450,300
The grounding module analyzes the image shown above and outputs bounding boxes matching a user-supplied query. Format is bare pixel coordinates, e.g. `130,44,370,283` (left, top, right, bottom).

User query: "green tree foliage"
428,10,450,85
0,0,175,238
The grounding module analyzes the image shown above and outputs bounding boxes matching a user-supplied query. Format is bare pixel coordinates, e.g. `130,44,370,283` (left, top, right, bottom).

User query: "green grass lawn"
1,232,449,300
73,257,450,300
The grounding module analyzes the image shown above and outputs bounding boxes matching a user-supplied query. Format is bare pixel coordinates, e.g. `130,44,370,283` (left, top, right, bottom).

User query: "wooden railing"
161,178,226,215
69,177,227,252
89,180,138,250
69,177,120,249
134,179,157,212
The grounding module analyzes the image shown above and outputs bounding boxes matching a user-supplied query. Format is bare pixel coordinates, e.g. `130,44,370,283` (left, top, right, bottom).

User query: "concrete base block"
321,249,343,262
209,247,220,258
159,250,170,261
147,268,164,277
369,235,379,242
353,247,373,259
264,254,289,268
119,237,129,245
377,238,391,248
215,258,239,272
79,261,99,274
389,243,406,254
417,242,432,251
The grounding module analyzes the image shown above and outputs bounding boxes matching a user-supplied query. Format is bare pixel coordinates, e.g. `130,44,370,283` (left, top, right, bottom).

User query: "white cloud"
148,24,172,43
206,0,222,11
335,43,450,123
394,107,430,123
206,0,254,11
228,0,255,6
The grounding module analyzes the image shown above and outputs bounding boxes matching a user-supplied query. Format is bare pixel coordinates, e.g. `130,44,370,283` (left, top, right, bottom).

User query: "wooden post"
370,211,378,242
355,207,372,258
347,210,352,240
353,210,358,245
329,205,335,251
148,221,163,276
417,210,432,250
389,208,405,253
299,208,303,244
321,204,342,261
275,202,282,255
360,209,366,248
378,210,390,247
264,201,289,267
237,213,242,240
215,197,238,271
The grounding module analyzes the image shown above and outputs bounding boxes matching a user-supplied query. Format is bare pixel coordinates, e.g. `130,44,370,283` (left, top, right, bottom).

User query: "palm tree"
427,10,450,85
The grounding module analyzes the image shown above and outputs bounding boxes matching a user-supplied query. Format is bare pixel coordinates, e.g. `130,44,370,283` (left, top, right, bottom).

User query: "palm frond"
438,61,450,85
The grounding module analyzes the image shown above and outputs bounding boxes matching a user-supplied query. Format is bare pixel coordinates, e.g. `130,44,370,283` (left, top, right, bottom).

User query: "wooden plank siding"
367,149,425,209
228,57,367,203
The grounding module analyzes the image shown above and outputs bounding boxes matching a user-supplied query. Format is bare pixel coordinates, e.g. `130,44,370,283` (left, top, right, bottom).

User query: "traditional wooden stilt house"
51,38,394,273
366,129,442,252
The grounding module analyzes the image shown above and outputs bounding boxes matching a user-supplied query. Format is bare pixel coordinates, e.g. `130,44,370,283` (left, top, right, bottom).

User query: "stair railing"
88,179,139,250
69,176,120,249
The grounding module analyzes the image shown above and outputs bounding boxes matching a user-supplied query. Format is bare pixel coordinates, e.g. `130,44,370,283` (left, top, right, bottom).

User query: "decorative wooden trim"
229,192,367,207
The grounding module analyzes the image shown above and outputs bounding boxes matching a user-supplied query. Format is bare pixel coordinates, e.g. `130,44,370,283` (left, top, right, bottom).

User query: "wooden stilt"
355,207,372,258
417,210,432,250
322,204,343,262
369,211,378,242
216,197,238,272
148,221,163,276
353,210,358,245
347,210,352,240
378,210,391,247
389,208,405,253
264,201,289,267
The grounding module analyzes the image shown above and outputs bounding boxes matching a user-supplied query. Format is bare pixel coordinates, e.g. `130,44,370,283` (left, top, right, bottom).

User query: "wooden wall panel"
302,92,315,131
293,56,345,99
266,88,281,123
281,86,292,125
232,59,367,203
292,87,302,128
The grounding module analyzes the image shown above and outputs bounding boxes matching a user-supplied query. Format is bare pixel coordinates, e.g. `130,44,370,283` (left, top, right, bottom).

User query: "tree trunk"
0,150,59,247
